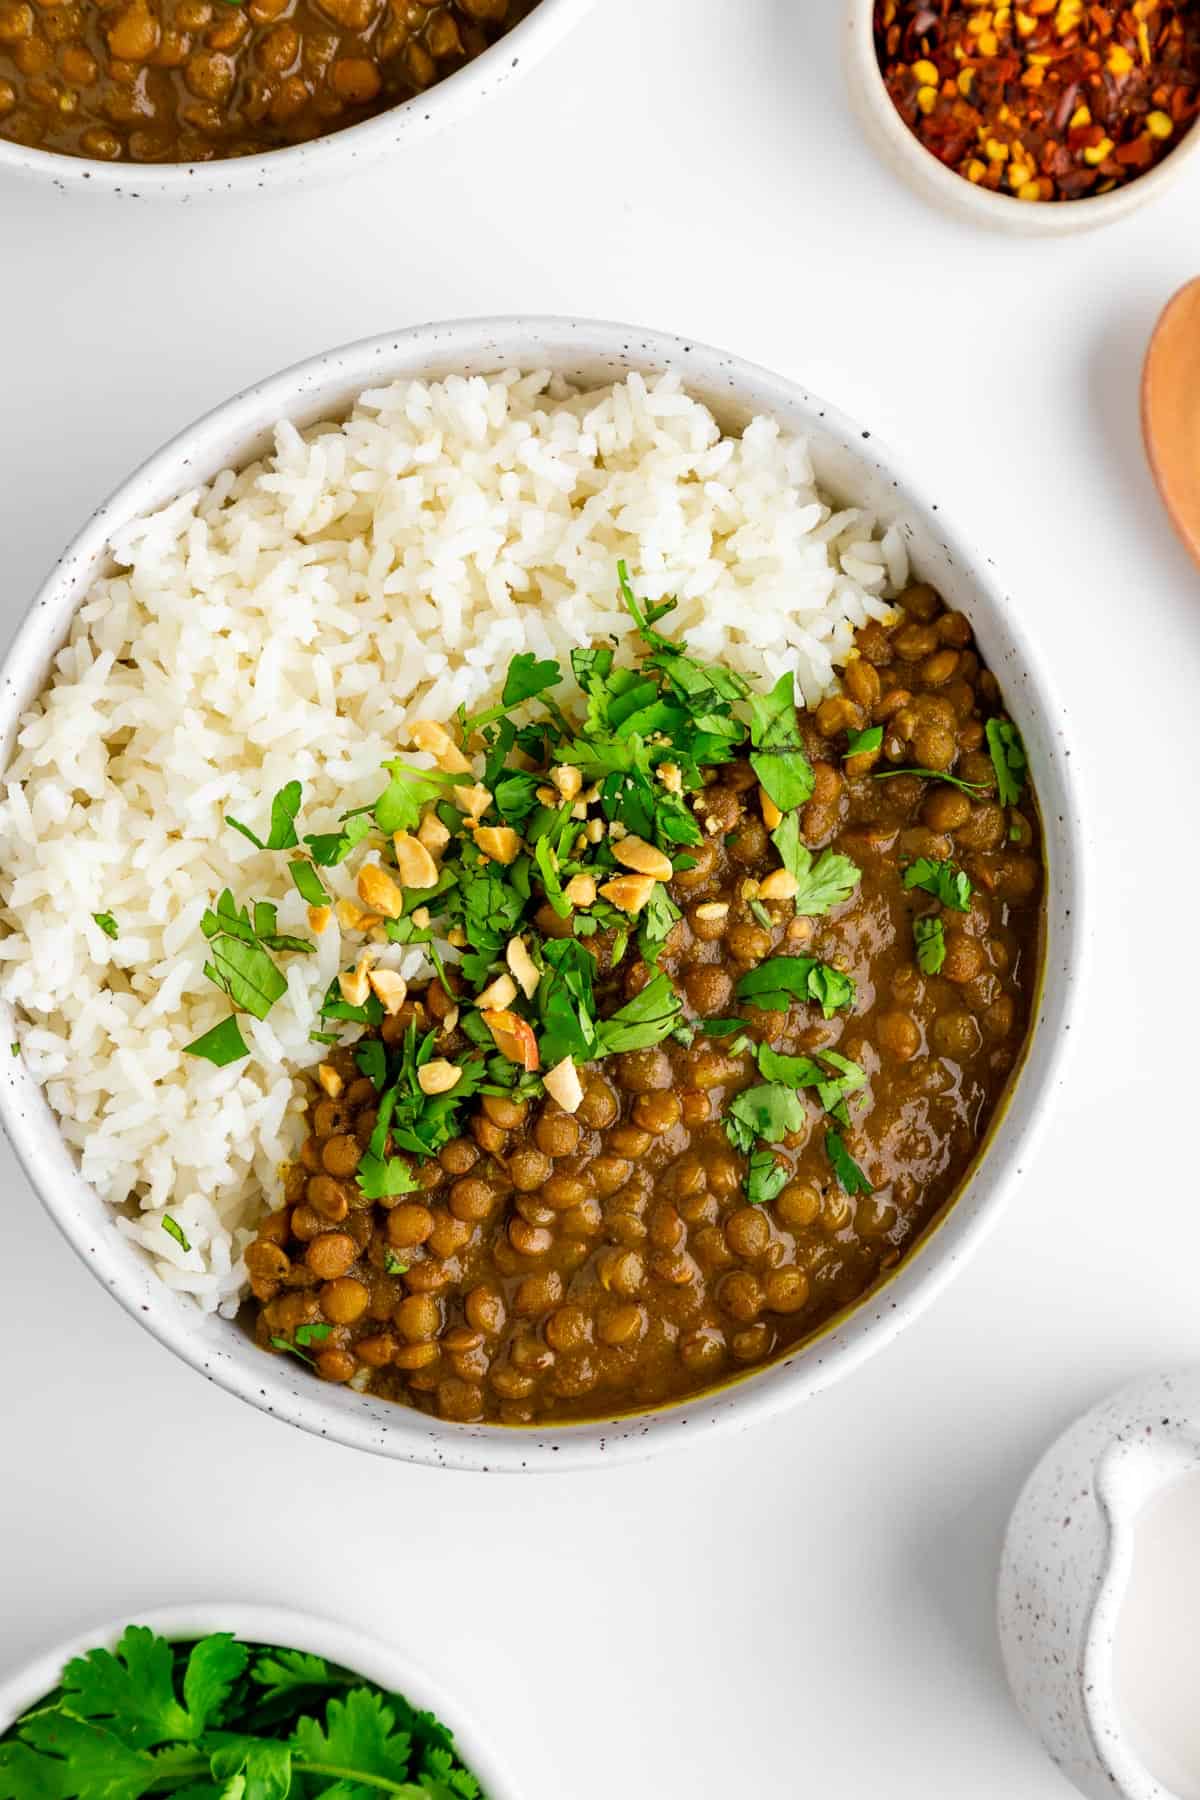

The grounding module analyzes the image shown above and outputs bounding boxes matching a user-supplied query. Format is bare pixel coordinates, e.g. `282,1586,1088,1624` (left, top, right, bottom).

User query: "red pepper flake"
873,0,1200,202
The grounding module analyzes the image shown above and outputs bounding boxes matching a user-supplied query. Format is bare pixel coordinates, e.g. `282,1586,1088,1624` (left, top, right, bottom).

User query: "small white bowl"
0,314,1089,1472
998,1370,1200,1800
844,0,1200,234
0,0,593,201
0,1601,518,1800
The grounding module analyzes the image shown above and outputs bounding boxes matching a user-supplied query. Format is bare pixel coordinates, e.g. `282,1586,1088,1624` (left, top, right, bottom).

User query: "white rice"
0,369,907,1312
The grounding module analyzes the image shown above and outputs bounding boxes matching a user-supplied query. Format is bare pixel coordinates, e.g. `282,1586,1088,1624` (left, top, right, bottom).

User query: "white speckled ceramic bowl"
0,0,593,200
844,0,1200,235
0,1601,517,1799
0,315,1088,1471
998,1370,1200,1800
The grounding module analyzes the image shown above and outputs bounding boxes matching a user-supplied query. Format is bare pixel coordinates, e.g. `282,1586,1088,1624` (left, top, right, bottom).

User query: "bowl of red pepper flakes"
845,0,1200,231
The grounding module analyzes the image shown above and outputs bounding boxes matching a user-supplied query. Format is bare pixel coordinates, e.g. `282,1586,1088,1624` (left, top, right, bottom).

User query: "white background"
3,2,1200,1795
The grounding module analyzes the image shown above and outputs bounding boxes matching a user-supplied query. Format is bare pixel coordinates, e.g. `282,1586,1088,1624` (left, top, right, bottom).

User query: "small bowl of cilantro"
0,1604,513,1800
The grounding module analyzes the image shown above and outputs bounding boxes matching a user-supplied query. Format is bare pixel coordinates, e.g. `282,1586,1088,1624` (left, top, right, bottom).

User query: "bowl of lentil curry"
0,0,592,194
0,317,1086,1470
845,0,1200,231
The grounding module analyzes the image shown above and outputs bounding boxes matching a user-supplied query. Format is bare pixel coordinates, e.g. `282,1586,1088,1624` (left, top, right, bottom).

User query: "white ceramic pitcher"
998,1370,1200,1800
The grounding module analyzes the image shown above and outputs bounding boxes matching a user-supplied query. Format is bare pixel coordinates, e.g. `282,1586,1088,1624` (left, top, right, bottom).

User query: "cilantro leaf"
61,1625,195,1748
874,767,988,797
725,1082,807,1153
356,1149,418,1201
770,814,861,915
92,911,119,940
502,652,562,708
355,1038,388,1092
182,1015,250,1068
756,1043,866,1126
161,1215,191,1253
1,1711,158,1800
225,781,302,853
208,1739,291,1800
206,935,286,1021
374,761,462,836
248,1648,333,1702
746,671,814,813
747,1147,787,1206
290,1687,413,1789
181,1636,248,1737
638,883,680,964
986,717,1027,806
303,812,372,868
287,860,328,906
914,915,946,974
826,1128,873,1195
594,972,682,1055
735,954,856,1019
844,725,883,759
902,857,972,911
294,1322,333,1348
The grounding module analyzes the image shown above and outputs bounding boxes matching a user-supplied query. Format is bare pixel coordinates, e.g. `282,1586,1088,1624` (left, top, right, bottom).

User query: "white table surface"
3,2,1200,1795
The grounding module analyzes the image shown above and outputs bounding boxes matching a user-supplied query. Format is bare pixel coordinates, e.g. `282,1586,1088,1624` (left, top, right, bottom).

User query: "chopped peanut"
506,936,540,999
474,825,521,865
368,969,408,1014
476,971,518,1011
612,836,674,881
357,861,405,919
337,952,375,1008
451,783,492,821
409,718,472,775
758,869,800,901
564,873,597,908
307,904,332,935
417,813,451,856
480,1009,540,1071
694,901,730,922
599,873,658,914
417,1058,462,1096
759,787,783,830
551,763,582,802
543,1056,584,1114
392,832,439,889
316,1063,344,1099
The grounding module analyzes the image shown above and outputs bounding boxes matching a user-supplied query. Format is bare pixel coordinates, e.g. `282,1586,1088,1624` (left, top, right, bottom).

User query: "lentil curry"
0,0,534,162
230,565,1045,1427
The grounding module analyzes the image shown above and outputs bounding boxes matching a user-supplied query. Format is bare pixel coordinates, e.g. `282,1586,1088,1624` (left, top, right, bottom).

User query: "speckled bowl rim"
0,314,1090,1472
0,1601,519,1799
0,0,593,199
844,0,1200,236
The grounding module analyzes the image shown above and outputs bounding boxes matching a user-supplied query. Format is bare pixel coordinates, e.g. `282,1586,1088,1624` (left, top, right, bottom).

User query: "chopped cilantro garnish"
593,971,682,1055
270,1333,314,1365
288,859,328,906
874,767,988,796
725,1082,807,1154
826,1129,872,1195
294,1322,333,1348
303,812,372,867
92,911,119,939
747,1147,788,1206
770,814,861,915
844,725,883,759
914,915,946,974
902,857,972,911
746,670,815,813
225,780,302,852
986,717,1027,806
735,955,856,1019
182,1015,250,1068
384,1251,409,1276
161,1215,191,1252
